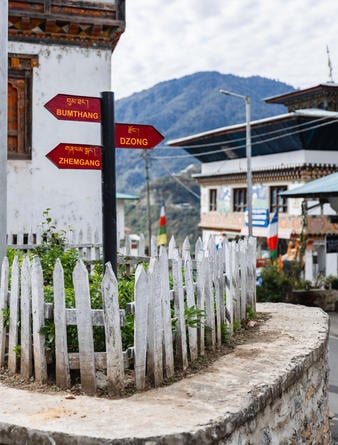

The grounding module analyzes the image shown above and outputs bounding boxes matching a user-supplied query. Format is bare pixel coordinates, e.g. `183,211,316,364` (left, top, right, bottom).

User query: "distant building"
168,83,338,277
7,1,125,243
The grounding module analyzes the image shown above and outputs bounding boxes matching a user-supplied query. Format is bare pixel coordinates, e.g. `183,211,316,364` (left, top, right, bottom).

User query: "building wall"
200,149,336,177
7,41,111,239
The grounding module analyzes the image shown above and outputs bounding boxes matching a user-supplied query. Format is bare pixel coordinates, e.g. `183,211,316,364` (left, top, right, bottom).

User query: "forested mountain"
115,71,295,193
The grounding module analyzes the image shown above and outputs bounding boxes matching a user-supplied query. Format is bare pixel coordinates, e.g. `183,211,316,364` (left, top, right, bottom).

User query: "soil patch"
0,312,271,399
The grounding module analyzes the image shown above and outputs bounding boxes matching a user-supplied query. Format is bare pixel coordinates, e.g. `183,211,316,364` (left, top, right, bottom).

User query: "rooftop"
167,109,338,163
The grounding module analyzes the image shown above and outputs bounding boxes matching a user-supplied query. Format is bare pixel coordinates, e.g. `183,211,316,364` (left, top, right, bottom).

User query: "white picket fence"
7,228,147,261
0,236,256,396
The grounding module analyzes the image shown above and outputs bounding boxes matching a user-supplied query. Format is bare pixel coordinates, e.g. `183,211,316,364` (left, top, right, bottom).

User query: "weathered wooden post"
0,0,8,265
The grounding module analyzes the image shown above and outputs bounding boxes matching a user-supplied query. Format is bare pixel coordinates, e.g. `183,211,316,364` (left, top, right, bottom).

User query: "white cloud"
111,0,338,99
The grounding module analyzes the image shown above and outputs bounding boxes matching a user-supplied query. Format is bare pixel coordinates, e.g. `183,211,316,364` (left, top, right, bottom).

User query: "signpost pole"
0,0,8,265
100,91,117,275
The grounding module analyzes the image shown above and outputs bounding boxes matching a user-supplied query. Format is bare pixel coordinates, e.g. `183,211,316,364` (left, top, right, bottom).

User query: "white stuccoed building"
7,0,126,243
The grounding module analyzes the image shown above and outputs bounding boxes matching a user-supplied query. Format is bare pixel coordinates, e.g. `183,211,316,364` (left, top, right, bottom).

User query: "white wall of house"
7,41,112,240
201,150,336,177
200,149,338,218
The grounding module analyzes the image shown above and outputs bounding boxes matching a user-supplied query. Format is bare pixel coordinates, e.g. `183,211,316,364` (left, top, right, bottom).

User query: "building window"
270,185,288,213
8,54,38,160
233,188,247,212
209,188,217,211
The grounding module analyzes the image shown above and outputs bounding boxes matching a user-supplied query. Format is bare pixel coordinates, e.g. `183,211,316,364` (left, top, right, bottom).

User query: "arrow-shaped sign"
115,123,164,149
44,94,165,149
46,143,102,170
44,94,101,122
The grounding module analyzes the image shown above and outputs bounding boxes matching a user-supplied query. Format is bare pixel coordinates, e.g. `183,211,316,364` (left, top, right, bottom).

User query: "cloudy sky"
111,0,338,99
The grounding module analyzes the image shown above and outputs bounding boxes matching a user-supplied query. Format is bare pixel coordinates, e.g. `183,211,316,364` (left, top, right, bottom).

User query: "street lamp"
219,89,253,237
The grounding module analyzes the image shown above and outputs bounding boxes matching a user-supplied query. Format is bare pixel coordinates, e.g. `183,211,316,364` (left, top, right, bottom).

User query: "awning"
281,172,338,198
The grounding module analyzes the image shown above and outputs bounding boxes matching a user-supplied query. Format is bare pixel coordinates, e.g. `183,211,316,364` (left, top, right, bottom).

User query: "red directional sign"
45,94,165,149
115,123,164,149
46,143,102,170
44,94,101,122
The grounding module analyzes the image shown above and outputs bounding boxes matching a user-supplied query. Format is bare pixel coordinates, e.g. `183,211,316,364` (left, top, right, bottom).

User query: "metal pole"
100,91,117,275
144,150,152,252
245,96,253,237
0,0,8,264
219,89,253,237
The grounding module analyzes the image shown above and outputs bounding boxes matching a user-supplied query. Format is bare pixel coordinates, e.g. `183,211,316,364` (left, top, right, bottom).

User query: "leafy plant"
31,209,79,286
246,306,257,321
13,345,21,358
39,319,55,352
2,308,10,328
256,264,293,302
184,305,206,329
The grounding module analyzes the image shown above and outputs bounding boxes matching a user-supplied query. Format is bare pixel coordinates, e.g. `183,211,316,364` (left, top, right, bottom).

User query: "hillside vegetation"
117,71,295,242
115,71,294,193
125,165,201,247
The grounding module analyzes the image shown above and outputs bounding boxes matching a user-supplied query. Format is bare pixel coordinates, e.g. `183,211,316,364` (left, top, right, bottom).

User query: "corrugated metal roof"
167,109,338,163
281,172,338,198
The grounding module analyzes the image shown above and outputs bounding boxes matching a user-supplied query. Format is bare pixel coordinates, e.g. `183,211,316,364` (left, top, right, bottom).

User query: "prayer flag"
157,203,167,246
267,211,278,260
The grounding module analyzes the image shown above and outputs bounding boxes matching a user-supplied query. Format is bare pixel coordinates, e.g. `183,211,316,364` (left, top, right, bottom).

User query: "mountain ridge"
115,71,295,193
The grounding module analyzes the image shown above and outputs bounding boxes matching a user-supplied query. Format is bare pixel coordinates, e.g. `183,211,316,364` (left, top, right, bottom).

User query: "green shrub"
256,264,293,302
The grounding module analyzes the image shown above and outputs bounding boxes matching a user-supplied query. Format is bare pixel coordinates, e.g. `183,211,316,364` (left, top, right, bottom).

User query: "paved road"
329,312,338,443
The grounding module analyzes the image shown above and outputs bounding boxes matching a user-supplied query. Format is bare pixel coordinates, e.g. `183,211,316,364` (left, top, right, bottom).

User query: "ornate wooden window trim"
209,188,217,212
8,53,38,160
233,187,247,213
270,185,288,213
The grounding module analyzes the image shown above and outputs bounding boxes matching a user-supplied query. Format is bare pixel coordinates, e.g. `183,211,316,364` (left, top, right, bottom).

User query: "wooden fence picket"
8,256,20,373
224,240,233,333
182,236,190,261
53,259,71,389
184,254,198,361
248,237,257,312
168,236,176,259
172,248,188,370
134,264,148,390
0,257,9,367
234,243,242,323
31,256,48,384
150,235,158,257
213,249,223,348
21,256,33,378
73,260,96,395
102,263,124,395
159,247,174,378
204,255,216,350
147,258,163,386
194,237,204,262
195,245,205,355
138,233,145,257
2,234,256,393
239,240,248,320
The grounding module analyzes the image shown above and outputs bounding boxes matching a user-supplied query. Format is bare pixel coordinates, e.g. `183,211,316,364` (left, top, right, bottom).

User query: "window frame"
233,187,247,212
8,53,38,160
270,185,288,213
209,188,217,212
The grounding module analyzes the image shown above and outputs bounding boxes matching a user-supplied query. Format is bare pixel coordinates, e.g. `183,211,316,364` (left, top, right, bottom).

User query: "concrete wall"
0,303,330,444
7,41,112,239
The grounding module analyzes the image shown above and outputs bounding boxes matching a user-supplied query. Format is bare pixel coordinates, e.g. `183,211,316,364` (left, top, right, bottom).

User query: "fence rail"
0,236,256,395
7,228,147,260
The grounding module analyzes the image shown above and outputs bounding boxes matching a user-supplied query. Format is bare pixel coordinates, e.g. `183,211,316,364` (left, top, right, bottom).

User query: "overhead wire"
157,114,332,149
153,156,200,200
151,116,338,160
